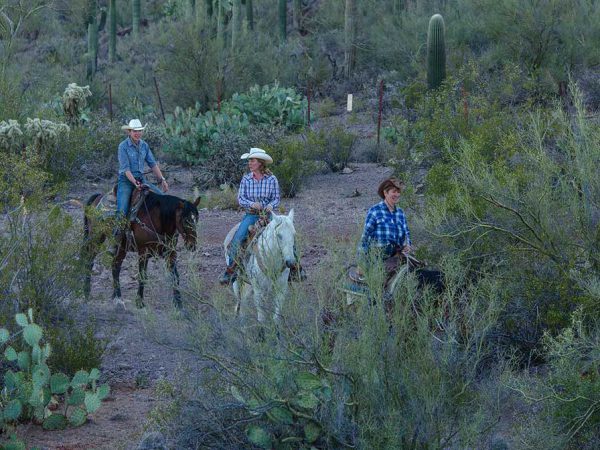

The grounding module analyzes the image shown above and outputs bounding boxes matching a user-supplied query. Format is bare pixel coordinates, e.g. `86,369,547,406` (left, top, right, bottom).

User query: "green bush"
47,322,106,377
307,127,356,172
266,138,318,198
0,309,109,433
508,309,600,449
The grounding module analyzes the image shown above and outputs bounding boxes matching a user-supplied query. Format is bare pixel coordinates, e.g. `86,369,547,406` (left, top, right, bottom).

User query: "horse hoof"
114,297,126,309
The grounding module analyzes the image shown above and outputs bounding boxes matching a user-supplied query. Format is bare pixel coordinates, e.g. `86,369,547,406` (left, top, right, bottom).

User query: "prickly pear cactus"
0,309,109,432
427,14,446,90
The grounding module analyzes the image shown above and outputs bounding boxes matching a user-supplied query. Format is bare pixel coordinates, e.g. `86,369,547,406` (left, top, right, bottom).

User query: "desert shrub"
0,309,109,434
62,83,92,126
150,247,505,448
508,309,600,449
307,127,356,172
199,184,239,210
314,97,337,118
266,138,318,198
191,125,284,189
0,204,83,327
422,84,600,351
46,322,106,377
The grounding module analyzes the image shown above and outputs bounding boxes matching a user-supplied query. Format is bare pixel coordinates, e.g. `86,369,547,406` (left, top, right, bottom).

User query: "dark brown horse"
82,189,200,308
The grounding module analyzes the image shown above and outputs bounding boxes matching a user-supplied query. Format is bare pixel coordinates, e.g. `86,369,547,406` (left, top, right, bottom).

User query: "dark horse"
82,189,200,308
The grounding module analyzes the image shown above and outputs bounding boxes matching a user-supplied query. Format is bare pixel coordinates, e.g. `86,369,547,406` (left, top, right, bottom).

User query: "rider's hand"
161,179,169,192
401,245,413,255
251,202,262,210
264,204,273,213
134,180,142,190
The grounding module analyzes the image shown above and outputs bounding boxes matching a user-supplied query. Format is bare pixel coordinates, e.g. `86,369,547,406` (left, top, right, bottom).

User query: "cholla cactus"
24,118,70,160
62,83,92,125
0,119,23,152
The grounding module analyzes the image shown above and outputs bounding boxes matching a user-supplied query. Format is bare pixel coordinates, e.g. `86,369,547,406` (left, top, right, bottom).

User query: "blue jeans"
227,213,259,265
115,174,163,220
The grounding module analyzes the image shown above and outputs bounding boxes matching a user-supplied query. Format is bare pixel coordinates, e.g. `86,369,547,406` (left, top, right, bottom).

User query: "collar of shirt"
127,137,144,150
244,172,271,182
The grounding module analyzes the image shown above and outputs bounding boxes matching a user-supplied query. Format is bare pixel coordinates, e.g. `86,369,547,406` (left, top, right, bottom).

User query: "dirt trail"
19,163,393,449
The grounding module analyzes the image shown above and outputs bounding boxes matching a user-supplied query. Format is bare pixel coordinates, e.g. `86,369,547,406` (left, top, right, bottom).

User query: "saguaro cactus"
231,0,241,50
427,14,446,90
85,0,105,79
132,0,140,38
344,0,356,78
279,0,287,42
108,0,117,62
245,0,254,31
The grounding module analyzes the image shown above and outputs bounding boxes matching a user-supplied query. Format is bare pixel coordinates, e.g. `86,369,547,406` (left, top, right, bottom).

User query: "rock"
341,167,354,174
136,431,167,450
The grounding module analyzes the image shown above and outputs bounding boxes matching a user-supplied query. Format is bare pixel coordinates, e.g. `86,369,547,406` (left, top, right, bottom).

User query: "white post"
347,94,353,112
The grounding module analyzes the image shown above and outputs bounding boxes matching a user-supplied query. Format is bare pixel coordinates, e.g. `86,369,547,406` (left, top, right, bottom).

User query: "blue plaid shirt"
118,138,157,177
360,201,411,254
238,173,281,210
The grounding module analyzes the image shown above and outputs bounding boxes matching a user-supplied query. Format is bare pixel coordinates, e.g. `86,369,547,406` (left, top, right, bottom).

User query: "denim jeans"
227,213,260,265
115,174,163,220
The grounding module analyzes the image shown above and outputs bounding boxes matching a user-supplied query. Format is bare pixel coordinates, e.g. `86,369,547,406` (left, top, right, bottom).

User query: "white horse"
224,210,297,323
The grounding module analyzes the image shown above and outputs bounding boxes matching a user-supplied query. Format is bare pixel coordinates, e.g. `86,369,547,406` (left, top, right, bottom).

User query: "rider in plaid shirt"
238,172,281,211
359,177,412,260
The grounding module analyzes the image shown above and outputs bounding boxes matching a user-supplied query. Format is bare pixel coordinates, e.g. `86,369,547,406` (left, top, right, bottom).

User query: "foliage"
150,250,505,449
422,83,600,352
265,137,318,198
307,127,356,172
47,322,106,377
163,83,306,165
199,184,239,210
0,204,82,325
508,310,600,449
0,309,110,433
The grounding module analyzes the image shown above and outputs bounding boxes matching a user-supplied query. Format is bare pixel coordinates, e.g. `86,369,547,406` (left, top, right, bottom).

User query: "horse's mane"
144,192,196,227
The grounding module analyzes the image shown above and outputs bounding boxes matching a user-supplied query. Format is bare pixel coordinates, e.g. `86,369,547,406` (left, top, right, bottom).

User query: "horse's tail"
83,193,102,242
81,193,103,300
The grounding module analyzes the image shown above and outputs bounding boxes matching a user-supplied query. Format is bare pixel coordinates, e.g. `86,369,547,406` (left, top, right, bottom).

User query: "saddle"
224,214,271,264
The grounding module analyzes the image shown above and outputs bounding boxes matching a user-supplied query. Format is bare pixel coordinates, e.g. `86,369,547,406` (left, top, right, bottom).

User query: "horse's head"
268,209,296,269
176,196,201,251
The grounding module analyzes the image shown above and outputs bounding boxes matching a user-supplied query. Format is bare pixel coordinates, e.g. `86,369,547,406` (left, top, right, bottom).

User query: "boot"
219,263,238,285
288,263,307,282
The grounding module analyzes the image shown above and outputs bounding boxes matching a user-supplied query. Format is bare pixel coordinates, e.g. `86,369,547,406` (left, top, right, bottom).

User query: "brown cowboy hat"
377,177,404,199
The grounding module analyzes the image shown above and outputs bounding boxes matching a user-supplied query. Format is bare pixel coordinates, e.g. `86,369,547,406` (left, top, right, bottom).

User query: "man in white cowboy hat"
114,119,169,238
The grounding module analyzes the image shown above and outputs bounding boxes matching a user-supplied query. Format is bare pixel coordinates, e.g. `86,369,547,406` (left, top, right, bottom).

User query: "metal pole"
377,79,384,145
153,76,166,121
307,81,311,128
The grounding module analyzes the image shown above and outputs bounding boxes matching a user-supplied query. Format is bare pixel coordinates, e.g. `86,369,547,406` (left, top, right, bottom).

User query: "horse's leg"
81,236,101,300
273,270,290,323
166,252,182,309
136,252,149,308
112,242,127,306
252,282,265,323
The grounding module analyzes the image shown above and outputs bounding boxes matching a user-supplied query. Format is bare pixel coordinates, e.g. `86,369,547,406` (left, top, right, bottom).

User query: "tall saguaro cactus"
231,0,241,50
344,0,356,78
279,0,287,42
86,0,105,79
108,0,117,62
132,0,141,38
426,14,446,90
245,0,254,31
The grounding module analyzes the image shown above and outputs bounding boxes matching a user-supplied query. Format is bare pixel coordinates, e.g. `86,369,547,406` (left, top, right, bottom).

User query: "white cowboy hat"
121,119,146,131
240,147,273,164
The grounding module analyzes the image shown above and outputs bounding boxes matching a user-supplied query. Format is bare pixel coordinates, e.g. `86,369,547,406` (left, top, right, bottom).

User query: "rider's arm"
358,208,377,257
150,164,169,192
264,176,281,211
237,176,254,209
399,209,411,247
